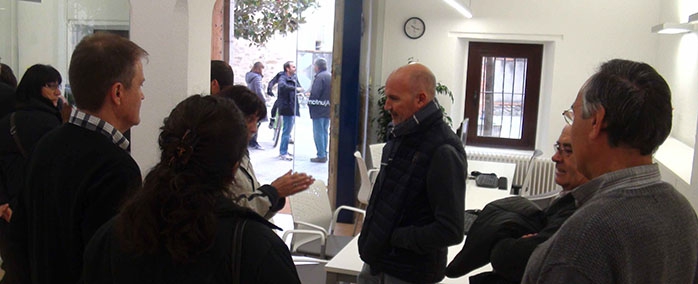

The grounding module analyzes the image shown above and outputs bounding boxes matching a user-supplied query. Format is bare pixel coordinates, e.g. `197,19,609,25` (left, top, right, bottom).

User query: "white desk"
466,160,516,210
325,235,491,284
467,160,516,185
325,167,516,283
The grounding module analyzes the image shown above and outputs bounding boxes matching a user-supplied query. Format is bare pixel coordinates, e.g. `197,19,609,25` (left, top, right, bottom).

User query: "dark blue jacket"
277,73,301,117
308,70,331,119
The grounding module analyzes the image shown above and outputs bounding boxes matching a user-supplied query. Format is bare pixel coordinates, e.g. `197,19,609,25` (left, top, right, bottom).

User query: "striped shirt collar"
68,108,130,150
571,164,661,207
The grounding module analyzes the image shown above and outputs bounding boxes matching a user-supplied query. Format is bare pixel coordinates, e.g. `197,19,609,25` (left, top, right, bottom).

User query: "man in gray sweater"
523,59,698,283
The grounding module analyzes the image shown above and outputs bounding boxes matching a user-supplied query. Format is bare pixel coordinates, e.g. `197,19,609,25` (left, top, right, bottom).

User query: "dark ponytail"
116,95,247,263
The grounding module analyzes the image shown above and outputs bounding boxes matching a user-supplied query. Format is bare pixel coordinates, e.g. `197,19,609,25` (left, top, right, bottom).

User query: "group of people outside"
0,31,695,284
223,57,333,163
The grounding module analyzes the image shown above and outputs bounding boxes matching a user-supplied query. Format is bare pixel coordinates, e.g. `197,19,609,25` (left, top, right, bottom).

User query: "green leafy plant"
373,82,454,142
234,0,319,46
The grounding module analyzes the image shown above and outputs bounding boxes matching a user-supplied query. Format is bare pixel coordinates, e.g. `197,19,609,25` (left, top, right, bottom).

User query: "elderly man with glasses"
448,125,591,283
523,59,698,284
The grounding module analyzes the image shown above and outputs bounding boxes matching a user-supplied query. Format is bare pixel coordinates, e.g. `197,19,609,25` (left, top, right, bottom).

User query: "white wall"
377,0,660,154
130,0,216,175
67,0,128,20
655,0,698,149
374,0,698,205
16,0,64,77
653,0,698,207
0,0,18,71
12,0,129,79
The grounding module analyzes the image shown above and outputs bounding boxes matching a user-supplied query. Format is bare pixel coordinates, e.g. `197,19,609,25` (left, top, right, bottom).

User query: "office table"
466,160,516,210
325,161,515,283
325,234,495,284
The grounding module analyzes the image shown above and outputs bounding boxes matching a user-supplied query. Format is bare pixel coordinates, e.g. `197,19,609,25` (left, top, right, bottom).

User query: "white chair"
512,149,543,195
282,180,366,259
354,151,376,207
368,143,385,184
368,143,385,170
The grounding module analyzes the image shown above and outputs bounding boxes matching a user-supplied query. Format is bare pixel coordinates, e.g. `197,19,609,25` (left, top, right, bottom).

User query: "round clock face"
404,17,425,39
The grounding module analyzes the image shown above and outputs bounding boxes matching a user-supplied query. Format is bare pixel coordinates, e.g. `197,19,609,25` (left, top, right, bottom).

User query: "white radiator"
467,150,560,196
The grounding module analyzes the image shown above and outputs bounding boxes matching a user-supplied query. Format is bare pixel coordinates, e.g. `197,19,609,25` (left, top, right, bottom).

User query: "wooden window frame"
464,42,543,150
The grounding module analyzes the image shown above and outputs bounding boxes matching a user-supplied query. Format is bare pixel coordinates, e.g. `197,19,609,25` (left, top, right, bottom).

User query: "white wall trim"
448,31,563,42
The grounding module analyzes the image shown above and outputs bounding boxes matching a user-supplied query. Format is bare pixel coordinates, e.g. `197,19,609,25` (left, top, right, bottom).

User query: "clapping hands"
271,170,315,198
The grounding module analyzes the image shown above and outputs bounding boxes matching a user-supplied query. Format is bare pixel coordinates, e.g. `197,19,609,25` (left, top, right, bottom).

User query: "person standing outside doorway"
307,58,331,163
246,61,266,150
277,61,302,161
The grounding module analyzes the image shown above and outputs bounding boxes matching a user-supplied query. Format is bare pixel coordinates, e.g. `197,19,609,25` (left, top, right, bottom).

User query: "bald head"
388,63,436,100
384,63,437,125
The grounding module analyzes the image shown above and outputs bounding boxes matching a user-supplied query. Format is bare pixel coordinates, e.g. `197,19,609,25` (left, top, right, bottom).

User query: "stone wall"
230,36,297,99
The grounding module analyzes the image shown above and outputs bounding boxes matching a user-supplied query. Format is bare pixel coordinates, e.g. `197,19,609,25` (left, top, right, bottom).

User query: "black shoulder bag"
231,219,247,284
10,113,28,158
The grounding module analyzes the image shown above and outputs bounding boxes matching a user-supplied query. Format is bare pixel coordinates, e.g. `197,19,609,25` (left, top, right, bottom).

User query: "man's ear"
588,106,606,140
108,82,123,106
416,92,428,106
211,80,220,94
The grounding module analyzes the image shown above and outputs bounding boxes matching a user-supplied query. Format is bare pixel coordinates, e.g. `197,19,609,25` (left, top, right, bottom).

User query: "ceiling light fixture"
443,0,473,19
651,23,693,34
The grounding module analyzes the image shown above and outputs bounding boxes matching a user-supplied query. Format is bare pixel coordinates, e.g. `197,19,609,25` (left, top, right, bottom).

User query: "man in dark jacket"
210,60,233,95
6,33,146,284
358,63,466,283
307,58,331,163
276,61,302,161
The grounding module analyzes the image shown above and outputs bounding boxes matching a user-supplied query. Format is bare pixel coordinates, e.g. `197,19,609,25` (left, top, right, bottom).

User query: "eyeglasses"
44,82,62,90
562,108,574,125
553,142,573,157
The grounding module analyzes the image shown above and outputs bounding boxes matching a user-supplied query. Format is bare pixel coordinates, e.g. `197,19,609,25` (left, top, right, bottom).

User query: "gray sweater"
523,164,698,284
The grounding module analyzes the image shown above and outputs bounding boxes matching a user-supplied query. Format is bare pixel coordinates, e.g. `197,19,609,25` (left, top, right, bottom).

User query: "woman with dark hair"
0,63,18,128
83,95,301,283
0,64,64,211
0,64,65,282
217,85,313,219
16,64,63,108
0,63,18,88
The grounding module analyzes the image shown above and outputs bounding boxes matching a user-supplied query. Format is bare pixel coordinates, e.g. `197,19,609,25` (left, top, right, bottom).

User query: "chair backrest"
354,151,372,205
368,143,385,169
526,189,562,209
520,149,544,195
289,180,333,231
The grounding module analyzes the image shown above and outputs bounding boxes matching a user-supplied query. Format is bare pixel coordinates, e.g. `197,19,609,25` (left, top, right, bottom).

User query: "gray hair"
581,59,672,155
314,58,327,71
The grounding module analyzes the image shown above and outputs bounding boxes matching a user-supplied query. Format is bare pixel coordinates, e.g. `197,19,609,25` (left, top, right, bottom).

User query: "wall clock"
404,17,425,39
